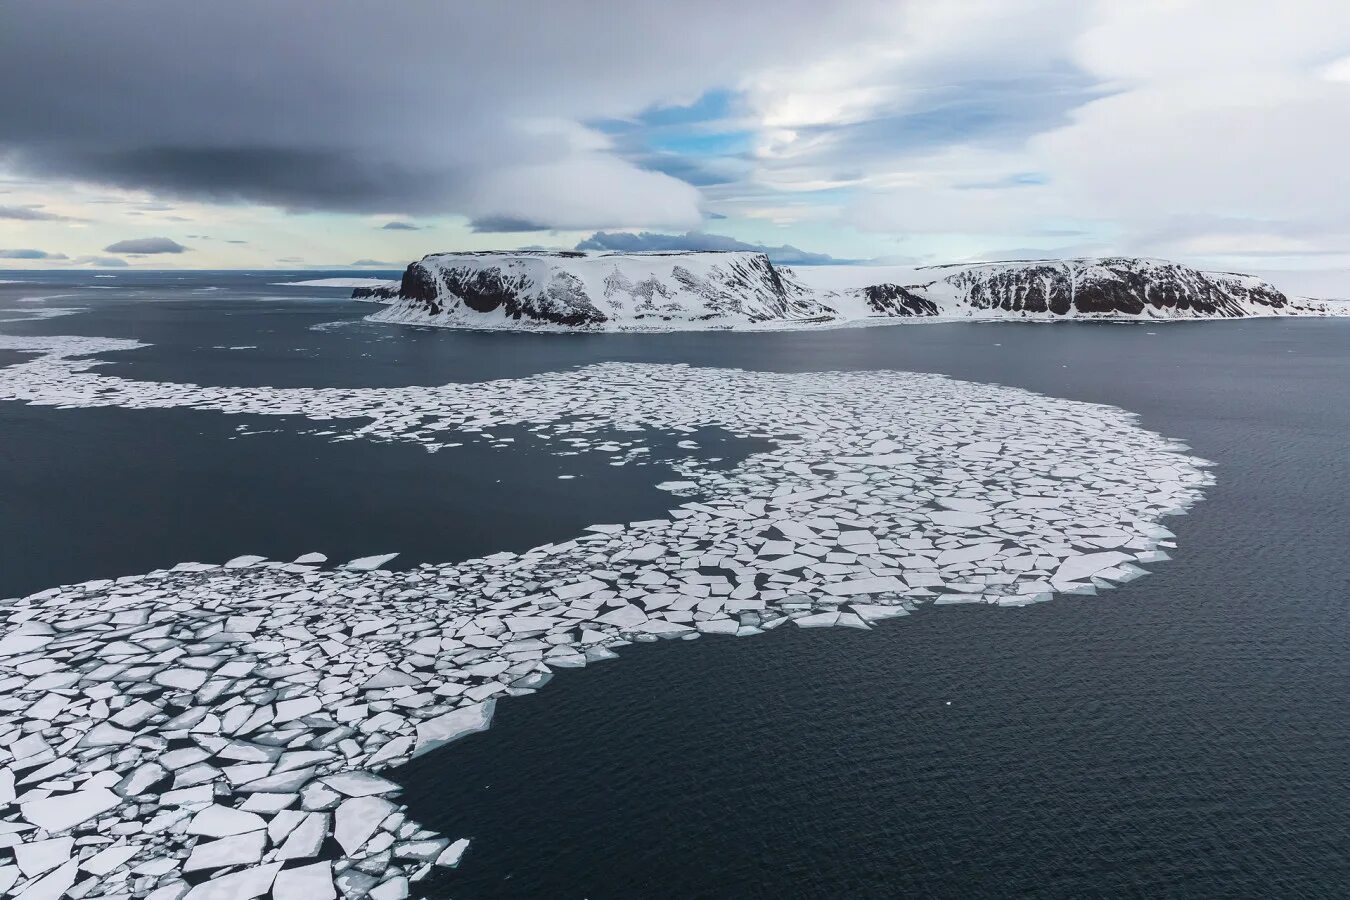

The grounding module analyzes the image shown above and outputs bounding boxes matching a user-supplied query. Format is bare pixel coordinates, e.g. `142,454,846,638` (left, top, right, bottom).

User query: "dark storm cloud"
0,249,69,259
104,237,189,254
576,231,847,265
469,217,552,233
380,222,421,231
0,1,896,228
31,147,452,215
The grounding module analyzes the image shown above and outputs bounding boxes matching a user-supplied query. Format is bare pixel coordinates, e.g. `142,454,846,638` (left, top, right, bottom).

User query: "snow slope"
365,251,831,329
876,257,1338,320
365,253,1349,331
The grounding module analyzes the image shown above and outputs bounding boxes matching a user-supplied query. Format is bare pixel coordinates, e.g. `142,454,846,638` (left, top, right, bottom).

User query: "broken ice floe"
0,332,1212,898
0,307,86,324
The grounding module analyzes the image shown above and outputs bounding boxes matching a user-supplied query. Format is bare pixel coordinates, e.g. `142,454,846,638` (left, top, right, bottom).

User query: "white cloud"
1030,1,1350,252
836,0,1350,267
466,156,703,232
1324,56,1350,83
740,0,1091,190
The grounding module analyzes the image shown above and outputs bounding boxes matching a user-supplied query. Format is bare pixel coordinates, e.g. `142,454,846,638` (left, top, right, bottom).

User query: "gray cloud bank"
0,248,69,259
103,237,189,254
0,205,76,222
576,231,846,265
0,2,884,231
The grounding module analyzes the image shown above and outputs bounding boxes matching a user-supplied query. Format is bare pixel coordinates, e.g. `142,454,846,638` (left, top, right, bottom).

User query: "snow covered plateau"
358,252,1349,331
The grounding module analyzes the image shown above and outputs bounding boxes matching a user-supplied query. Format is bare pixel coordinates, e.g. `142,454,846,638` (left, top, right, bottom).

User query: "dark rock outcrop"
861,284,941,317
909,258,1295,318
356,252,1340,329
351,285,400,301
363,250,829,329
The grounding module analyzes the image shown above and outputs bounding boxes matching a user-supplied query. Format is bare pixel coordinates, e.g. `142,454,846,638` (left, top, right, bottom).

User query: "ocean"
1,270,1346,898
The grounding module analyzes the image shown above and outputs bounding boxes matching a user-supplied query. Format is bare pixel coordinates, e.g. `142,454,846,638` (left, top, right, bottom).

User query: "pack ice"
0,331,1211,898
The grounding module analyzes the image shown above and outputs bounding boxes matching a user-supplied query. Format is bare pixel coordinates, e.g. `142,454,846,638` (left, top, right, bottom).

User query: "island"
353,251,1347,331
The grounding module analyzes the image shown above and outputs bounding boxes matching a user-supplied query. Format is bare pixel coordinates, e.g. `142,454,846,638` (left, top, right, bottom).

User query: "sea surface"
1,270,1347,898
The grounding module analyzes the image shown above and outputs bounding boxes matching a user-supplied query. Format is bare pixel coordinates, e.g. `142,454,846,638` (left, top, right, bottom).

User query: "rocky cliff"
365,251,831,329
361,253,1345,330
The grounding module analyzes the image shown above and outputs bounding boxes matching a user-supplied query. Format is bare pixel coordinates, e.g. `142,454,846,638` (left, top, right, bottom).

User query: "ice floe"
0,331,1212,898
0,307,86,324
273,279,400,289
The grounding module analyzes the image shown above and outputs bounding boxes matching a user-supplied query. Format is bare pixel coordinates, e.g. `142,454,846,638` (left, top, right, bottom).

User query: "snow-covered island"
356,251,1347,331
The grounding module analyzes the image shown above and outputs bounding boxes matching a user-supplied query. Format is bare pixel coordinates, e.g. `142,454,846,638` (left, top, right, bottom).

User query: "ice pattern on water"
0,333,1211,898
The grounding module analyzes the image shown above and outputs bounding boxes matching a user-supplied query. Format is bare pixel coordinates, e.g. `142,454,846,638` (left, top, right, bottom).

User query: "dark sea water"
1,271,1347,898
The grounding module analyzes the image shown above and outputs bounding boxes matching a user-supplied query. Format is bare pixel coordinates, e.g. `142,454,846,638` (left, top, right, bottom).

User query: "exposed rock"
365,250,830,329
360,252,1346,329
860,283,940,317
905,257,1316,318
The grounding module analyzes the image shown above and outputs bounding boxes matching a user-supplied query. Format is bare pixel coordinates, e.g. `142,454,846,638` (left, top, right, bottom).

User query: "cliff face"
906,258,1300,318
860,283,941,317
366,251,831,330
360,252,1344,330
351,284,400,301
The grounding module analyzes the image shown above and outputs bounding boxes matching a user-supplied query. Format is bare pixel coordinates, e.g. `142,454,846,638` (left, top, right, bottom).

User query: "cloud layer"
0,206,77,222
0,1,891,230
103,237,189,254
0,249,68,260
1,1,1347,272
576,231,845,265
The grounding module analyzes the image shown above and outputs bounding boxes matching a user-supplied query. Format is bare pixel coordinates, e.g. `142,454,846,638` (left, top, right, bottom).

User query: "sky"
1,1,1348,293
